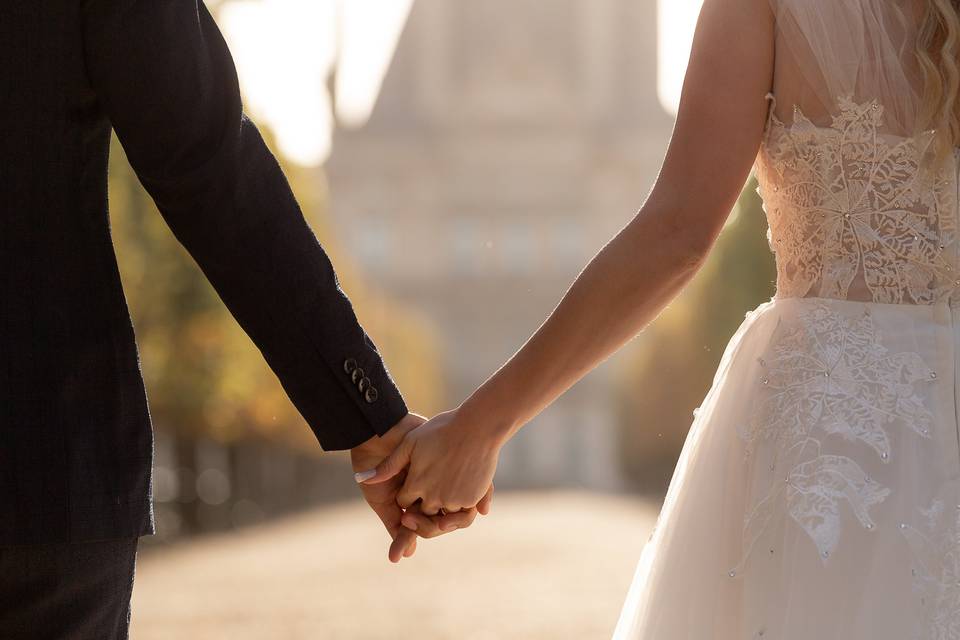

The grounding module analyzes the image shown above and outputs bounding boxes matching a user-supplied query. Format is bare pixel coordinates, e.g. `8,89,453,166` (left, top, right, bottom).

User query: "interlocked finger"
438,507,478,532
421,501,443,517
401,507,478,538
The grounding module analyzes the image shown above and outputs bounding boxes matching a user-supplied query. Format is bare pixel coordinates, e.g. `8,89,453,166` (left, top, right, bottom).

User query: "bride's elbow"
678,243,710,273
621,194,720,274
650,214,715,273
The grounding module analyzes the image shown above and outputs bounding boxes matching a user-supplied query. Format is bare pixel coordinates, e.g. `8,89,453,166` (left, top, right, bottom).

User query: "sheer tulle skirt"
613,295,960,639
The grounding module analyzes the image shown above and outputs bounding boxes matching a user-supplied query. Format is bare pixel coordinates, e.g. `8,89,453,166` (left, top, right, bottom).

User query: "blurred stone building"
326,0,674,490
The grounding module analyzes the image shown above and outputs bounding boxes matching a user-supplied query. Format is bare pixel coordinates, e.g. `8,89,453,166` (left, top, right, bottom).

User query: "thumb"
356,438,413,485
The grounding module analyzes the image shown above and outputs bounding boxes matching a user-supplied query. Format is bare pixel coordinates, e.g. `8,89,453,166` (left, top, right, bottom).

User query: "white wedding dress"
613,1,960,638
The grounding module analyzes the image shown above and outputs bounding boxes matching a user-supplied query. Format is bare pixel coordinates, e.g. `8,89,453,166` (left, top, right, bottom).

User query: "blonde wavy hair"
917,0,960,162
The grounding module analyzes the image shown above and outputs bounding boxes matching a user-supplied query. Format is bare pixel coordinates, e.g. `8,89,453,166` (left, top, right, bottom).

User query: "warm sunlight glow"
220,0,412,166
657,0,704,117
335,0,414,128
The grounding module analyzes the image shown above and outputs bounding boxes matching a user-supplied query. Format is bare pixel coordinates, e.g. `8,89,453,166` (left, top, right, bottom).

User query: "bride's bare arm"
362,0,776,519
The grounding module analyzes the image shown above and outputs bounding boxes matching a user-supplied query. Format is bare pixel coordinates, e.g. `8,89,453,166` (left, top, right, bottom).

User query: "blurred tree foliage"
614,178,777,490
108,126,443,454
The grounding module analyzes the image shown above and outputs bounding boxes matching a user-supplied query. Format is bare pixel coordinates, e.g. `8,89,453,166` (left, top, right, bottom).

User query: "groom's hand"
350,412,480,563
350,413,422,563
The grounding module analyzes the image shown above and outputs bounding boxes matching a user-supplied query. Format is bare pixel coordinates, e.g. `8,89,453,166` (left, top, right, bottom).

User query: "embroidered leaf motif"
785,454,890,558
756,96,958,304
737,448,890,568
744,302,934,459
732,301,934,571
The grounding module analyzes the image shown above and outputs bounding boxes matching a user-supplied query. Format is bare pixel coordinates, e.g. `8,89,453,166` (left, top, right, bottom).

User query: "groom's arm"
80,0,407,450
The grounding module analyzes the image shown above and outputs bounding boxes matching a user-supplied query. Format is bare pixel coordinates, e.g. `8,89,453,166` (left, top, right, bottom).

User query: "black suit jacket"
0,0,407,545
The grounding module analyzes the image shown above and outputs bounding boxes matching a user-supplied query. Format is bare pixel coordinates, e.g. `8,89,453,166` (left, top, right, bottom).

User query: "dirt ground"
130,490,658,640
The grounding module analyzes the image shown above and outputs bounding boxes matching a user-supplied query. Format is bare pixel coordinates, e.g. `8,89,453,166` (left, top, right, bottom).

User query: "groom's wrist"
349,412,423,470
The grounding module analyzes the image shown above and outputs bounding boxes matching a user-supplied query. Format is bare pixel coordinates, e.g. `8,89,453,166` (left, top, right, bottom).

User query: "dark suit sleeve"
80,0,408,450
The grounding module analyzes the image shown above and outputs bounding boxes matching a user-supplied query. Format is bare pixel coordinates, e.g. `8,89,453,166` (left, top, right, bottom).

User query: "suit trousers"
0,537,139,640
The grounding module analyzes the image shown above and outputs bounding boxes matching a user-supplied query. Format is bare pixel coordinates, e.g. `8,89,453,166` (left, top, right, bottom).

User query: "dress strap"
763,92,778,133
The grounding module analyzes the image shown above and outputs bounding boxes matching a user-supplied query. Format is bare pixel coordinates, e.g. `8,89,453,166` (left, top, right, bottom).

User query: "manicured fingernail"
354,469,377,483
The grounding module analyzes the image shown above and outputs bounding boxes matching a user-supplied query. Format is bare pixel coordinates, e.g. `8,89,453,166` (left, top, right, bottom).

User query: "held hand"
397,486,493,536
351,412,486,562
360,408,501,519
350,413,423,563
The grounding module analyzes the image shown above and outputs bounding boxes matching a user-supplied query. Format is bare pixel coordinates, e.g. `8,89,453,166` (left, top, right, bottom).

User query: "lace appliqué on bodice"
729,302,935,575
755,95,959,305
900,496,960,639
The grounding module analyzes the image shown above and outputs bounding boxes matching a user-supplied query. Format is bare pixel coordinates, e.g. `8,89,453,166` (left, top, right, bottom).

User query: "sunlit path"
130,491,658,639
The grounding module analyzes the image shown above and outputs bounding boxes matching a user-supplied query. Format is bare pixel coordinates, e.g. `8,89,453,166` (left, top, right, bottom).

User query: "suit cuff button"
364,387,379,404
358,377,371,393
351,367,365,384
343,358,358,374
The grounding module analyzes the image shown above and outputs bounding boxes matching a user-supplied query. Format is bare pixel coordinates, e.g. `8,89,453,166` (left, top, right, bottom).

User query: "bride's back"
768,0,930,135
755,0,960,306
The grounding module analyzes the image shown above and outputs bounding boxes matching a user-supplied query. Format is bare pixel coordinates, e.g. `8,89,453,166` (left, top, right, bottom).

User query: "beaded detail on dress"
754,94,959,305
729,301,936,574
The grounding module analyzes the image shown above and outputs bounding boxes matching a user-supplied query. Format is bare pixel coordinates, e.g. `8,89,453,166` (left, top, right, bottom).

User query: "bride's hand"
358,408,499,523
